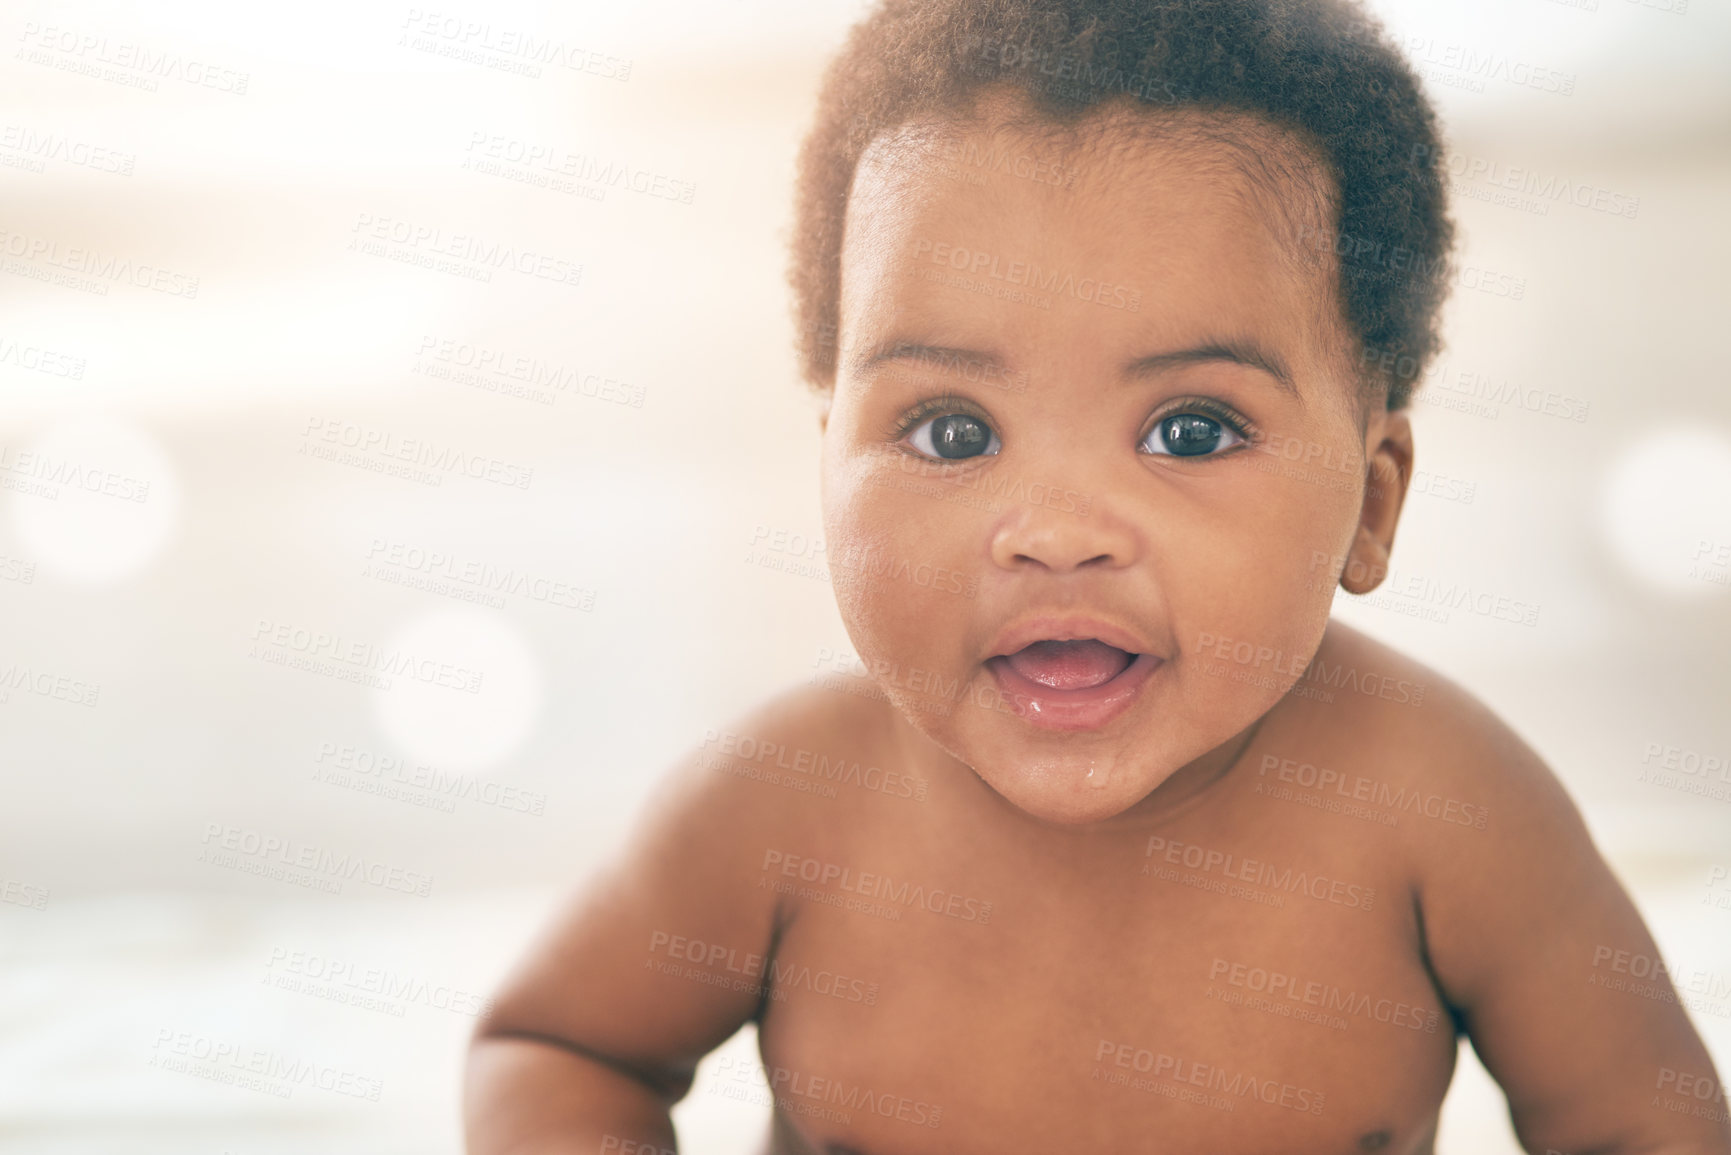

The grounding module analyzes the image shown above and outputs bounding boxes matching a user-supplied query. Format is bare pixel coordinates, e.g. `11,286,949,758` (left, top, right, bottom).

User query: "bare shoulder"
1282,618,1597,956
1302,619,1605,997
1299,617,1576,828
1303,631,1731,1146
680,677,901,842
474,681,893,1088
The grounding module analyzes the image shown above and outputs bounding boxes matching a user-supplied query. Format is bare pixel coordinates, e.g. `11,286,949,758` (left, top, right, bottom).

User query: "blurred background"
1,0,1728,1150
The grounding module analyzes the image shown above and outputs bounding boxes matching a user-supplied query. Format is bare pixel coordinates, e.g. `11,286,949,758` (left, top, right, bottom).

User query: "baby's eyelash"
887,393,1260,447
889,392,983,440
1153,397,1260,444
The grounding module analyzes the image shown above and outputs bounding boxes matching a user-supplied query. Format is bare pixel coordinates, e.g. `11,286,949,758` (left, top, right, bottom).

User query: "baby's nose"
987,492,1135,573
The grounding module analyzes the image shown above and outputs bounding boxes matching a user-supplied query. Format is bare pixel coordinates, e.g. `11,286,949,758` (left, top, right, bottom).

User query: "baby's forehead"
862,96,1338,242
844,101,1360,400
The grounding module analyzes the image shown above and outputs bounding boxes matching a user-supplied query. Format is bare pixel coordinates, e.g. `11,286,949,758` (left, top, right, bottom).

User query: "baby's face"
821,101,1393,825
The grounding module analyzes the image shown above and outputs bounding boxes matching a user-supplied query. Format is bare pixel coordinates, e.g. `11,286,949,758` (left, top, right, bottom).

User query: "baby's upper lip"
986,614,1154,661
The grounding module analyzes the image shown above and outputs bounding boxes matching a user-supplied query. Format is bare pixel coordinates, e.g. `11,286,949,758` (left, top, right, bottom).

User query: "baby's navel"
1357,1130,1392,1150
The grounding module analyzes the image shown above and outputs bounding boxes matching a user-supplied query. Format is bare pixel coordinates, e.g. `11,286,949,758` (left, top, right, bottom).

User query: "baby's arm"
1415,691,1731,1153
465,707,801,1154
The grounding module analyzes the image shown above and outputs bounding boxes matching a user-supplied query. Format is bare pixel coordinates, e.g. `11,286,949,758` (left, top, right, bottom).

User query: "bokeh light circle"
1599,424,1731,594
9,420,179,584
373,606,543,770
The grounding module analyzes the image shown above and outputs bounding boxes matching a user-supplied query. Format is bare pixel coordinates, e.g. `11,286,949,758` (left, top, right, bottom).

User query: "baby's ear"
1341,409,1414,595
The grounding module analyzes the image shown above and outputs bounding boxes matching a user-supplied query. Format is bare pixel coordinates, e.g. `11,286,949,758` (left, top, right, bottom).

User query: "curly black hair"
789,0,1455,412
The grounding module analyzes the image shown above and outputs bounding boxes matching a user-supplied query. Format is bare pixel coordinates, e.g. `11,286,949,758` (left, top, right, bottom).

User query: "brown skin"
465,94,1730,1154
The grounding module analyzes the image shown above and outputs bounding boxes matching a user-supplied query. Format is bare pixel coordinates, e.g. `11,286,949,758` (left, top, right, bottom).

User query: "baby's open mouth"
981,618,1162,730
995,638,1136,691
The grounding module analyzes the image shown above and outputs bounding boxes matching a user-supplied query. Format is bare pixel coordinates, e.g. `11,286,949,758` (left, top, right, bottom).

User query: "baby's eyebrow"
1126,340,1299,401
852,337,1299,402
852,340,1004,376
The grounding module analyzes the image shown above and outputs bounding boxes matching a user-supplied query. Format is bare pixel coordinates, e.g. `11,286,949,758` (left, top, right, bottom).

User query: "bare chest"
750,789,1457,1154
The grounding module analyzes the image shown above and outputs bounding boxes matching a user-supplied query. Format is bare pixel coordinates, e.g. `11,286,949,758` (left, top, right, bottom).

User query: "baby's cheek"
1230,476,1352,613
1174,532,1337,708
822,463,980,662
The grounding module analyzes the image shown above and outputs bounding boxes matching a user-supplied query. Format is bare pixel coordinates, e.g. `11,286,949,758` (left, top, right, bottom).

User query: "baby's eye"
906,412,1001,461
1141,413,1246,458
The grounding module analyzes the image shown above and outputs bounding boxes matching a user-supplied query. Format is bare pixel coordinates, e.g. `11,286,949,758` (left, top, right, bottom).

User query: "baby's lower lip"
984,651,1162,732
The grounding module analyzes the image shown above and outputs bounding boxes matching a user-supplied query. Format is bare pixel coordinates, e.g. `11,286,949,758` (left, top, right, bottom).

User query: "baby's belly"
748,846,1456,1155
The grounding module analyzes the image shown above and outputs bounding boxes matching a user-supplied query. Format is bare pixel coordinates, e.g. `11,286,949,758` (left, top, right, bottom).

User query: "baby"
464,0,1731,1151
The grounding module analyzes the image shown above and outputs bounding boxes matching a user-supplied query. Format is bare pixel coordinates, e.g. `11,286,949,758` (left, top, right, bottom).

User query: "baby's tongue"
1003,639,1134,690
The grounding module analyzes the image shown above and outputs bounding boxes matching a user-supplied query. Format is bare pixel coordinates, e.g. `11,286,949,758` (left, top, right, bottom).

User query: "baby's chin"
970,749,1181,826
877,663,1278,827
896,705,1185,826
